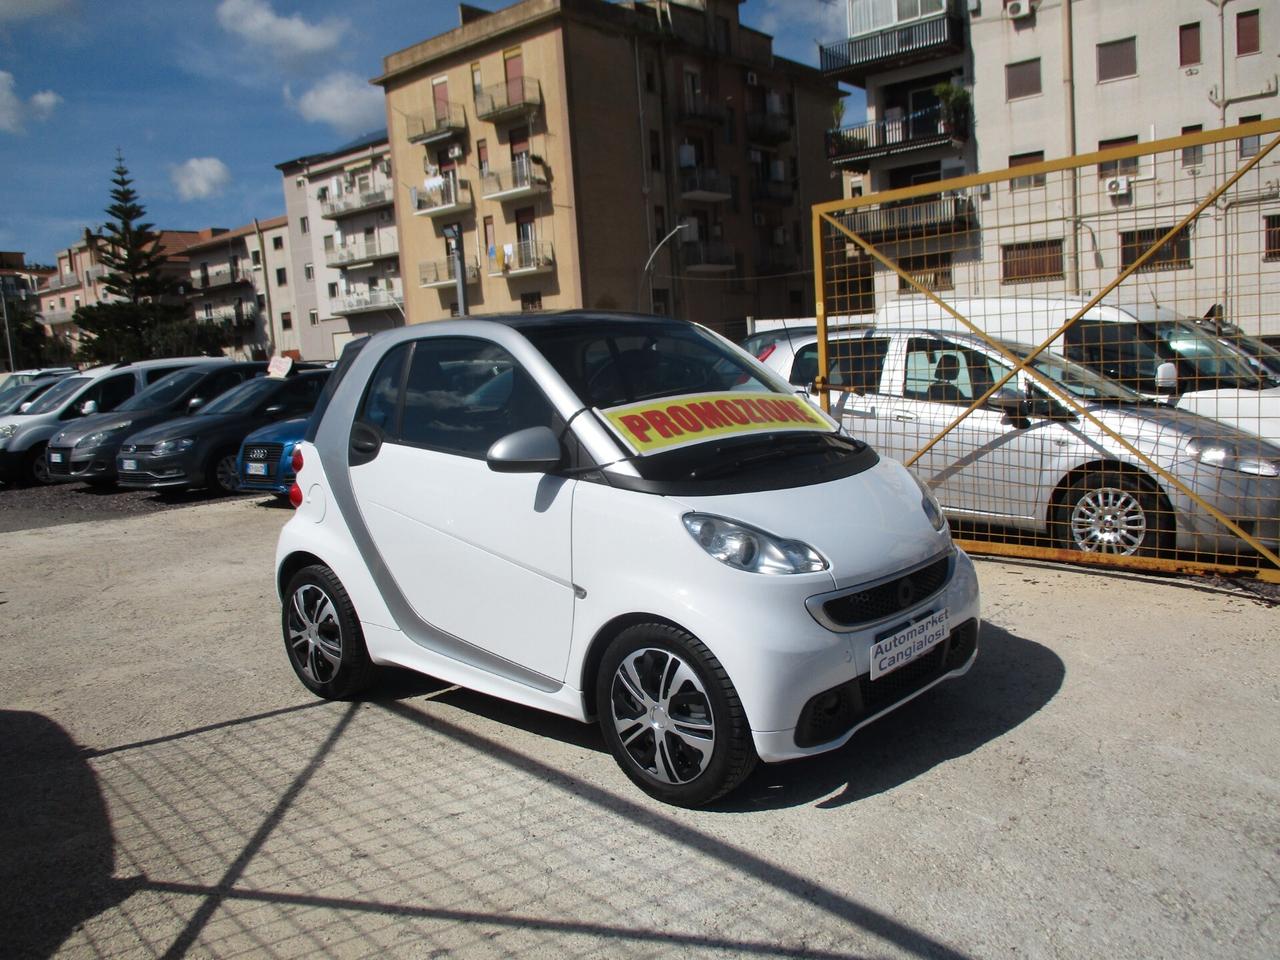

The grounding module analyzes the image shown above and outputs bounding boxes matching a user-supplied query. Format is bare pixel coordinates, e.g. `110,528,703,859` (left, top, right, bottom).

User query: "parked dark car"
236,417,308,497
117,369,330,494
46,361,265,486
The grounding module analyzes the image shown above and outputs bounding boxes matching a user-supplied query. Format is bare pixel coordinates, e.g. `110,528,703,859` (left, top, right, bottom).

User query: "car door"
65,373,137,419
347,336,577,682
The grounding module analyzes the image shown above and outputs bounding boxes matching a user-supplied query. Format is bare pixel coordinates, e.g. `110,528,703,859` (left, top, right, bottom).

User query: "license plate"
246,462,268,476
49,452,63,463
121,459,137,471
870,608,950,680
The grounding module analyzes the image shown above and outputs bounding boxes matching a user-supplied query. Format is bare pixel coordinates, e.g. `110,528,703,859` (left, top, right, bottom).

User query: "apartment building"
276,132,404,360
820,0,1280,328
183,217,295,360
374,0,841,336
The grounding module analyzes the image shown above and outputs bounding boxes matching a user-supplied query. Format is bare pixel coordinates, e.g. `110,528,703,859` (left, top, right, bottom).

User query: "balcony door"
432,77,449,124
908,85,942,138
515,207,536,266
504,50,523,106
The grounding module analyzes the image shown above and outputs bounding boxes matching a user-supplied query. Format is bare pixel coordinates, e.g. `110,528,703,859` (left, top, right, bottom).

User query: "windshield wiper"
688,433,836,480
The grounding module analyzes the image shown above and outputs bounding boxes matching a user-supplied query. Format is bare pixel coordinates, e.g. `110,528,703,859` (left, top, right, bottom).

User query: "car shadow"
722,624,1063,811
0,711,137,957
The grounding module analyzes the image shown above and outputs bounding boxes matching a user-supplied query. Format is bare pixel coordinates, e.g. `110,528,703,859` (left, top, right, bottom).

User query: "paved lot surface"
1,496,1277,959
0,480,248,534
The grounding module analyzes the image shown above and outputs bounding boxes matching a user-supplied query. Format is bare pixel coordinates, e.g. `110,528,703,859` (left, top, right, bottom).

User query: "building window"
1181,125,1203,167
327,282,338,298
304,262,314,280
281,310,293,330
1239,115,1262,158
300,216,309,234
1001,240,1065,284
520,291,543,312
471,62,482,95
309,309,318,326
276,267,287,286
256,294,266,309
645,57,656,93
1009,150,1046,189
654,205,665,243
1179,23,1201,66
848,0,946,36
651,288,670,315
251,250,261,266
1097,37,1137,82
1237,9,1260,55
1120,227,1191,272
1264,215,1280,261
649,130,661,171
272,235,284,250
477,138,489,175
898,252,952,292
1005,59,1041,100
1098,136,1139,177
316,185,328,201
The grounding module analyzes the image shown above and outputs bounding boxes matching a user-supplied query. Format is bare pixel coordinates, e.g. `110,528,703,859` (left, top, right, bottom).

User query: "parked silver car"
759,328,1280,557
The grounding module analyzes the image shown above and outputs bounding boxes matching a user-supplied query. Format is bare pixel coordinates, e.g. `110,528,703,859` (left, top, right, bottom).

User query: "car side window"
789,345,819,386
276,375,326,414
397,337,556,458
903,338,993,406
356,344,411,436
97,374,138,411
202,369,249,401
834,337,890,393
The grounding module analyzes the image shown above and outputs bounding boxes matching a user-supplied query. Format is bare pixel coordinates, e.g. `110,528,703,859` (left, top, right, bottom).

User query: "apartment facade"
375,0,841,337
276,133,404,360
183,217,295,360
821,0,1280,330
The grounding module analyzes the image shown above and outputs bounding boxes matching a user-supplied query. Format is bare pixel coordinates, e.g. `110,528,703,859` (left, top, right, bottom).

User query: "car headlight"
1188,440,1280,478
682,514,827,575
0,423,16,440
910,471,948,531
152,437,196,456
78,422,132,448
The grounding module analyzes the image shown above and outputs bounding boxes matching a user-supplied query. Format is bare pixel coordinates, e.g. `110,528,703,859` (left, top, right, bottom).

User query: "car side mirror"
18,401,32,413
1155,361,1179,395
486,425,562,474
187,396,205,412
263,403,286,417
79,400,98,416
989,390,1032,429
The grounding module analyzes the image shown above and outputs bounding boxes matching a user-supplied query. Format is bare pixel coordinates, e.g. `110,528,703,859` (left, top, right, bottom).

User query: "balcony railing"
42,308,75,326
83,265,109,282
750,180,793,205
834,195,977,244
679,167,731,202
681,240,735,273
487,240,555,277
44,271,79,292
406,101,467,144
413,177,473,217
678,94,727,126
330,288,404,316
475,77,541,121
419,257,480,288
819,10,964,85
201,304,260,328
320,183,394,219
745,111,791,145
191,263,254,291
825,104,968,167
325,239,400,268
481,159,549,201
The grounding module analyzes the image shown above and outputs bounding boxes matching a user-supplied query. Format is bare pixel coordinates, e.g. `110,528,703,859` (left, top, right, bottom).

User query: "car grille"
46,446,73,476
820,553,952,629
244,442,283,464
119,443,156,455
794,618,978,748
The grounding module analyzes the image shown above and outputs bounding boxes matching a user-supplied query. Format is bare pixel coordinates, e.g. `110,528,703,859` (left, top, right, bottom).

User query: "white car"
276,313,980,807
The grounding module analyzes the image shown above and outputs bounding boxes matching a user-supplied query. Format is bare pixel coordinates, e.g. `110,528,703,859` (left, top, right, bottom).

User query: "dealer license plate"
246,462,268,476
121,459,137,471
49,452,63,463
870,608,950,681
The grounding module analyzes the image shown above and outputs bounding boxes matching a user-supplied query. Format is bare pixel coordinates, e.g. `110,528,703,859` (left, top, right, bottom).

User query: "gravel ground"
0,479,274,534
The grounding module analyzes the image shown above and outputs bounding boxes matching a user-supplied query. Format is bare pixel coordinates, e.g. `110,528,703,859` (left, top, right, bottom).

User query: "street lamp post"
1,287,16,374
638,222,687,313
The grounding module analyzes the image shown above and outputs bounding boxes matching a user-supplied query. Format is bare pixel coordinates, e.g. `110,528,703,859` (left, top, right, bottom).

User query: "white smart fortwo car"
276,312,980,806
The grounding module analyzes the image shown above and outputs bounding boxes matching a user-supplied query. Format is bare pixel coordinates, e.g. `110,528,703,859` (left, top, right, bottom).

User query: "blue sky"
0,0,858,266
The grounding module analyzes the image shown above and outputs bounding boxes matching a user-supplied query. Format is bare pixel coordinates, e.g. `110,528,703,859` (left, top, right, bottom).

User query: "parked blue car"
236,417,308,496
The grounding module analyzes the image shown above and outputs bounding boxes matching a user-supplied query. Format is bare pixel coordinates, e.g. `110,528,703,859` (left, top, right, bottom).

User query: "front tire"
205,449,240,494
596,623,757,807
25,445,51,485
282,565,376,699
1052,469,1172,557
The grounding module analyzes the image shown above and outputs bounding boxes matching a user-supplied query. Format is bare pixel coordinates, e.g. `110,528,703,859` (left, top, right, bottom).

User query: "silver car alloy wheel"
610,647,716,785
215,454,239,492
1070,485,1148,555
287,583,343,684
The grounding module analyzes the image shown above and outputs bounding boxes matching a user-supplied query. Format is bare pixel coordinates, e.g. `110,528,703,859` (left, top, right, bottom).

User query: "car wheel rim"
610,648,715,785
31,457,50,484
1070,486,1147,555
216,455,238,492
287,583,343,684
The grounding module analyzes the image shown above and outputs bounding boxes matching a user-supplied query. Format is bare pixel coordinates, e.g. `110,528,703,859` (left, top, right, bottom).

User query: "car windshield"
198,376,281,415
1002,342,1142,401
1147,320,1265,390
117,368,207,411
1222,333,1280,380
23,375,91,414
0,380,53,415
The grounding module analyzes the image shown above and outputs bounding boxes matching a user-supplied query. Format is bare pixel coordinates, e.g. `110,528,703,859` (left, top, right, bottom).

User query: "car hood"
126,412,245,445
1171,386,1280,443
52,408,168,446
242,417,308,446
670,457,950,590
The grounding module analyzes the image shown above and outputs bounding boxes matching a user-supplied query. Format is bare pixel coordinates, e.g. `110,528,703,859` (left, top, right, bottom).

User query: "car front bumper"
46,445,117,482
116,450,198,490
1173,465,1280,554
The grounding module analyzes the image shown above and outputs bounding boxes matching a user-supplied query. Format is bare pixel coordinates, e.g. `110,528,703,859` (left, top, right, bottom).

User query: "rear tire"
282,564,376,700
1052,469,1172,557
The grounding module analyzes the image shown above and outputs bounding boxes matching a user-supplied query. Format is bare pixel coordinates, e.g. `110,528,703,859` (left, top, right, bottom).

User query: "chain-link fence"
812,119,1280,582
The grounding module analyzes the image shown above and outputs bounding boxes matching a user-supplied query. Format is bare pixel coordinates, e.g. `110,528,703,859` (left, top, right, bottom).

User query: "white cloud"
0,71,62,134
751,0,846,63
287,72,384,136
0,0,75,22
215,0,344,62
171,157,232,201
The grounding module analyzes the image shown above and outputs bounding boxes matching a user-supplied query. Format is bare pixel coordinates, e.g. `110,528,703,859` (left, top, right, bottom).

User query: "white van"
874,297,1280,442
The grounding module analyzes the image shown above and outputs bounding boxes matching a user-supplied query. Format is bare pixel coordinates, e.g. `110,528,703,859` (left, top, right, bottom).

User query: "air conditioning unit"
379,159,391,175
752,212,766,226
1006,0,1034,19
447,144,464,160
1105,175,1132,196
746,71,759,86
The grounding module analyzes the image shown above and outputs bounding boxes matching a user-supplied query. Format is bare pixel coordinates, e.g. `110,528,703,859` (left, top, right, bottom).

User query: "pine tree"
97,151,174,303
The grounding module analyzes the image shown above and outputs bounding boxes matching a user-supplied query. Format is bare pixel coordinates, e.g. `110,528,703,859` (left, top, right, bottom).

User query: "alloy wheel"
610,647,716,785
215,454,239,492
1070,486,1148,555
287,583,343,684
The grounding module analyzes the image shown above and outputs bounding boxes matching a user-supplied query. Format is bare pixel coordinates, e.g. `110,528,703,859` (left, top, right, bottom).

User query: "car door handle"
892,412,917,423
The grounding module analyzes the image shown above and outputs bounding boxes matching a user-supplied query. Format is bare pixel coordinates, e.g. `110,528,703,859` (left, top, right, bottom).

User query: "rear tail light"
290,446,304,473
756,343,777,361
288,482,303,509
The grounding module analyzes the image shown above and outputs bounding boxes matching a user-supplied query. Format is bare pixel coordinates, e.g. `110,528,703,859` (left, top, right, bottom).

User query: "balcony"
834,195,977,244
488,240,554,277
750,180,794,205
190,263,254,292
419,257,480,289
83,264,109,283
819,8,964,86
413,178,472,218
42,308,75,326
202,304,259,329
325,239,400,269
475,77,541,122
406,101,467,144
481,160,549,202
320,183,394,219
44,271,79,292
330,289,404,316
679,167,731,202
681,240,735,274
756,249,798,276
825,104,968,168
746,111,791,145
678,94,726,126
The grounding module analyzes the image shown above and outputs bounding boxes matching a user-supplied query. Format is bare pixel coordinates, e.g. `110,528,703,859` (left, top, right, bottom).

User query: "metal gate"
812,119,1280,582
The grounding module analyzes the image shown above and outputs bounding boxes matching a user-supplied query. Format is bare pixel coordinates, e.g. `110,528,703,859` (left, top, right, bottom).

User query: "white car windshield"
23,376,91,414
1003,342,1142,401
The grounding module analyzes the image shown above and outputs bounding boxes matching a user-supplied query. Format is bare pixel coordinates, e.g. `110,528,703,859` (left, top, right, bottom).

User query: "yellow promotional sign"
598,391,833,455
